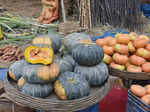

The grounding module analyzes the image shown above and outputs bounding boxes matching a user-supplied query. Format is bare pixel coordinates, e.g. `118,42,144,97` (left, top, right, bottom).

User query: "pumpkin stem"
67,78,75,83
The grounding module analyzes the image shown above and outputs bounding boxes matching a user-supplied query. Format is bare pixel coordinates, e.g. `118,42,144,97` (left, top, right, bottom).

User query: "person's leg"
37,0,58,24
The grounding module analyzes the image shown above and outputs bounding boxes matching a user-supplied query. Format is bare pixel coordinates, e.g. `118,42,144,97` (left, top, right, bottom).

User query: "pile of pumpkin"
130,84,150,105
96,32,150,73
8,32,109,100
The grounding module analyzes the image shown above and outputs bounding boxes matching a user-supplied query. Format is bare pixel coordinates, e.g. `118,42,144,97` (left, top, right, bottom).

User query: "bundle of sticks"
80,0,145,31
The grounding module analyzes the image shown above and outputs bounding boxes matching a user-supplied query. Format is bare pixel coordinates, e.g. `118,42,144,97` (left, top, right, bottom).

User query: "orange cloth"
37,0,58,24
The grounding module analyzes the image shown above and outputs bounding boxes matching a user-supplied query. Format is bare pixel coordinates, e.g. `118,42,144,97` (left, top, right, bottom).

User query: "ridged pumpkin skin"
48,29,63,53
21,81,53,98
24,45,54,65
53,55,75,75
62,55,76,69
9,60,28,81
32,37,52,46
48,34,62,53
72,44,104,66
33,34,62,53
74,62,109,86
54,72,89,100
64,33,92,53
22,64,58,84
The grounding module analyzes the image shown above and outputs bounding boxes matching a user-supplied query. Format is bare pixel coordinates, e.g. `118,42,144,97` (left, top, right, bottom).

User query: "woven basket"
108,66,150,80
4,73,110,112
0,80,34,112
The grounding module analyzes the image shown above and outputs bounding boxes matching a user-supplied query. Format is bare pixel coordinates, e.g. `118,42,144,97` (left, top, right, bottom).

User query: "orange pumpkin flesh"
127,65,142,73
103,46,114,55
130,85,146,97
24,46,54,65
129,55,146,66
113,53,128,65
142,63,150,73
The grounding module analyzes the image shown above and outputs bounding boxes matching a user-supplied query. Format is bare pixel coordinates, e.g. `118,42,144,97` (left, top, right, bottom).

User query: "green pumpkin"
54,55,75,75
64,33,92,53
74,62,109,86
54,72,89,100
32,30,62,53
20,79,53,98
72,43,104,66
8,60,29,81
62,55,76,68
22,64,57,84
48,35,62,53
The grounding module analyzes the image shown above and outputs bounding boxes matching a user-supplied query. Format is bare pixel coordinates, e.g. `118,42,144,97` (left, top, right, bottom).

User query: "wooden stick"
61,0,67,23
88,0,92,29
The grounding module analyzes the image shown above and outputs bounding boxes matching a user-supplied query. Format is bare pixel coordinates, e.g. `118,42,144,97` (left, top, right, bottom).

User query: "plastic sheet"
141,4,150,18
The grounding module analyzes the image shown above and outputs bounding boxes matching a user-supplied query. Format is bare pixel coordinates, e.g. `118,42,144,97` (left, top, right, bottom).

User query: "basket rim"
108,66,150,80
4,73,110,111
109,66,150,74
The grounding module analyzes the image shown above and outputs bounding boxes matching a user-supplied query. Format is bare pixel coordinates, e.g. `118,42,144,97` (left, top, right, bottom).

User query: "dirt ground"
0,0,42,17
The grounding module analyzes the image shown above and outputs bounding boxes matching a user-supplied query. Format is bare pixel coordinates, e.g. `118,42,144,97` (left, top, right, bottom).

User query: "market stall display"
3,32,110,111
2,0,150,111
126,84,150,112
4,72,109,111
96,32,150,80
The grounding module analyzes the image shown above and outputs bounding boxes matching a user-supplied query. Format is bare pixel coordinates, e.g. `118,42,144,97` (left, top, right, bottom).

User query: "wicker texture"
4,73,110,112
108,66,150,80
0,80,34,112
